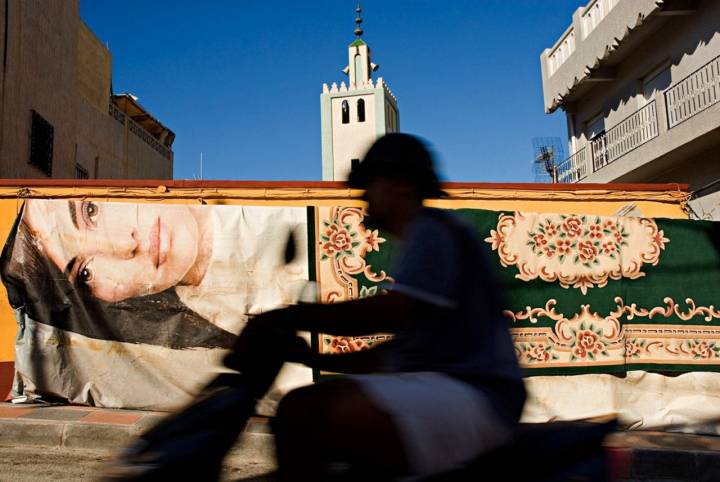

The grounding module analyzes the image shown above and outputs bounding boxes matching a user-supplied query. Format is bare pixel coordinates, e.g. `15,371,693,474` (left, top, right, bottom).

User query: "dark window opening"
357,99,365,122
75,164,89,179
29,110,54,177
342,100,350,124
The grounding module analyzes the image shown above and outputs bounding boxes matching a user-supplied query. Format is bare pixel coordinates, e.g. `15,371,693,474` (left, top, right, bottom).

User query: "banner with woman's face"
2,199,310,410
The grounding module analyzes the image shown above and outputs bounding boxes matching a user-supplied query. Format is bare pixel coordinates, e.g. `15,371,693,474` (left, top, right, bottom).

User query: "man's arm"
269,291,443,336
303,342,391,374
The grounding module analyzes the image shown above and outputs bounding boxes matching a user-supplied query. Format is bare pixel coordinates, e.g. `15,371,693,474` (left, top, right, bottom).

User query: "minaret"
320,3,400,181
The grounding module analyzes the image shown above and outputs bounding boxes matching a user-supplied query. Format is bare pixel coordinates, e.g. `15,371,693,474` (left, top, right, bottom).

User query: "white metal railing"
581,0,618,38
548,27,575,76
591,101,658,172
665,55,720,128
556,147,588,183
108,102,172,160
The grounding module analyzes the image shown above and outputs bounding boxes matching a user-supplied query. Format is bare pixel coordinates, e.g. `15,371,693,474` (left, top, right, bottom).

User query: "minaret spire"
354,3,364,38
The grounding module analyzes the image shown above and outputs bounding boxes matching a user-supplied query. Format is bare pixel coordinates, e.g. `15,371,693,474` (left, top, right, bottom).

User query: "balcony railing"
108,102,172,160
665,55,720,129
548,27,575,76
591,100,658,172
556,147,588,183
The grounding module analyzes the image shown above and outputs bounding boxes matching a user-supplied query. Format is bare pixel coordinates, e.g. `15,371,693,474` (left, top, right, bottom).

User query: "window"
641,63,671,106
75,164,89,179
342,100,350,124
357,99,365,122
586,113,607,171
29,110,53,177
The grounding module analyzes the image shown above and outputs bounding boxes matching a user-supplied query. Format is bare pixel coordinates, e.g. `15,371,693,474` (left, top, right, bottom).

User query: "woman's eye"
78,262,94,285
81,201,100,226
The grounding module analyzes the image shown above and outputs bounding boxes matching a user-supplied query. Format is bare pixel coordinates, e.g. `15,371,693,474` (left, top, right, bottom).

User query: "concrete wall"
77,21,111,114
76,98,172,179
0,0,172,180
0,0,80,178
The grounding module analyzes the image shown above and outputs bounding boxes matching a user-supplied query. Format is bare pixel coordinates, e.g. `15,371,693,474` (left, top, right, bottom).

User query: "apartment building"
540,0,719,218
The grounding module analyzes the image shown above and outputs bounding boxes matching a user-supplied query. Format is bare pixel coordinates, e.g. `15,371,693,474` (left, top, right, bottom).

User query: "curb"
0,418,276,466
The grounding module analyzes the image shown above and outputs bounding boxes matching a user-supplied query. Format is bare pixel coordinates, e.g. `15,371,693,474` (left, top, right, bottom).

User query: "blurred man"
267,133,526,480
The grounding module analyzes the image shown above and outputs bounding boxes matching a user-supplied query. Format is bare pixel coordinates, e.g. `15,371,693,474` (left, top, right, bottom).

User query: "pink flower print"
602,240,617,255
529,344,551,362
363,229,385,253
533,233,549,247
322,224,353,257
555,239,572,256
588,224,603,240
577,240,599,263
690,341,715,359
625,340,642,358
543,221,558,237
330,336,369,354
574,330,605,358
561,217,583,238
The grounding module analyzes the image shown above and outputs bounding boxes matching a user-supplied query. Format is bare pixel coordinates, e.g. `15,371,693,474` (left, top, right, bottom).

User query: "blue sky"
80,1,580,182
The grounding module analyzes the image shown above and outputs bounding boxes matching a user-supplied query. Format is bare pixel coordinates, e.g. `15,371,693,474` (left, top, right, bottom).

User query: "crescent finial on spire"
354,3,364,38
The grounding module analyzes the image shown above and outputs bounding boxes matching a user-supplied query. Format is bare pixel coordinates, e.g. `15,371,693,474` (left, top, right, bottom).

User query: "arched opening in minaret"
357,99,365,122
342,100,350,124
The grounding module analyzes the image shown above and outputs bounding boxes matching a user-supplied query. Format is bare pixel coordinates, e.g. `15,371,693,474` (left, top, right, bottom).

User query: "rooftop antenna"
532,137,565,183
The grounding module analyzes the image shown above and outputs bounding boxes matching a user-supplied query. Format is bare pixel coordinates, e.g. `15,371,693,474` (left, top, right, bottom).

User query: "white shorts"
351,372,512,478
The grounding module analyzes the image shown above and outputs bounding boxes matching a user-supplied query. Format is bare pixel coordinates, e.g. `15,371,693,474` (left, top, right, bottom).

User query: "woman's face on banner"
24,199,201,302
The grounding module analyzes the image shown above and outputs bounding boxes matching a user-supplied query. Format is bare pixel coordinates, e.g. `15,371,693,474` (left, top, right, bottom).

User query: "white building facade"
540,0,720,219
320,7,399,181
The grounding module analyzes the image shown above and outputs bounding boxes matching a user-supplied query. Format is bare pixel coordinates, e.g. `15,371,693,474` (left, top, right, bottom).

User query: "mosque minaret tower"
320,3,400,181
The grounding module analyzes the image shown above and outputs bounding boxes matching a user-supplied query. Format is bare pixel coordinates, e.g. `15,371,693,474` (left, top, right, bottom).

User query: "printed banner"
3,200,720,410
1,199,310,409
314,207,720,375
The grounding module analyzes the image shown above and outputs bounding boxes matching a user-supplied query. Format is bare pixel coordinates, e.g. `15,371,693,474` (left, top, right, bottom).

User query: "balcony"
109,102,172,160
590,101,658,172
556,147,588,183
541,0,691,114
557,101,658,183
665,54,720,129
556,52,720,183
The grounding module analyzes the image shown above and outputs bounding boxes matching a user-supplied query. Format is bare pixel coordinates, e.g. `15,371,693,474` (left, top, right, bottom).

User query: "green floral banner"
313,206,720,376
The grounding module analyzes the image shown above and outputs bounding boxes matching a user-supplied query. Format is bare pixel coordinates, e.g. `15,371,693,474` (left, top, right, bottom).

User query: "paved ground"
0,445,276,482
2,402,720,481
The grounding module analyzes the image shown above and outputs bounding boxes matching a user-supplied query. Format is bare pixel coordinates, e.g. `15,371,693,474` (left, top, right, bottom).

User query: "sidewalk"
0,402,274,466
1,402,720,481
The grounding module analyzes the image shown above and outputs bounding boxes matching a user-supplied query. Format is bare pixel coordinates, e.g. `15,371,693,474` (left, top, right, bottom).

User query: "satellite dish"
532,137,565,183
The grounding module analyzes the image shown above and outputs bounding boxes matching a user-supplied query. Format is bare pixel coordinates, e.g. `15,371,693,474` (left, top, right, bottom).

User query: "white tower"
320,4,400,181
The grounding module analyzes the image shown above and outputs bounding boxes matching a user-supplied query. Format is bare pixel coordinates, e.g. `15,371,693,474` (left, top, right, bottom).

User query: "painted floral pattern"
527,215,628,268
509,298,720,368
570,325,609,361
317,207,391,358
320,216,361,260
326,336,370,354
520,343,558,363
485,212,670,294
